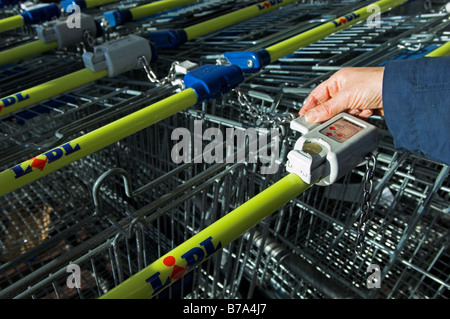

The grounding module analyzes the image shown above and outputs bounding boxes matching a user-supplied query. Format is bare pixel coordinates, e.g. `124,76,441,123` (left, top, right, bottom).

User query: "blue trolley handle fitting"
184,64,245,103
103,9,133,27
60,0,87,11
20,3,61,25
147,29,188,50
223,49,271,74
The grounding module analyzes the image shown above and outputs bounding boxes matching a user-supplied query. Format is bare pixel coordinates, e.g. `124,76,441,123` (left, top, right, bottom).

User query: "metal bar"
0,68,109,118
425,41,450,57
100,173,312,299
0,88,198,197
1,0,448,300
130,0,200,21
0,14,24,33
84,0,119,8
183,0,299,41
265,0,409,62
0,40,59,66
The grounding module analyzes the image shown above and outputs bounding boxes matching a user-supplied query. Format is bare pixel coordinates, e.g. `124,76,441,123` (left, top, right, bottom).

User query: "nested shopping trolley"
0,0,449,299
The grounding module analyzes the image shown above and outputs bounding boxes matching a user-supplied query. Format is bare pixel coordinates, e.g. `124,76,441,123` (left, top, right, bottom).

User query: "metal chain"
233,88,296,126
82,30,95,51
355,153,377,254
139,55,179,85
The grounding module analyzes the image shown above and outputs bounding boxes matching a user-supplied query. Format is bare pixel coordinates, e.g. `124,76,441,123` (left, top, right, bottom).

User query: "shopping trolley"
0,0,449,299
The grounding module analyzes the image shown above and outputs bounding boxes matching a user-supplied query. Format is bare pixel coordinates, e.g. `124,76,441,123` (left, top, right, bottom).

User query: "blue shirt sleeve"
382,56,450,165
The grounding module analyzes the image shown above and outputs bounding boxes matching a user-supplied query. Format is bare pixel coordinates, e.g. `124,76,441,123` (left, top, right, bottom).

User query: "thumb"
304,96,347,123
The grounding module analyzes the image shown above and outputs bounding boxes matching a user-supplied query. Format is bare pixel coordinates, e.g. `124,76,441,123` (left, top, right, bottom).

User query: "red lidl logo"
145,236,222,296
256,0,283,10
11,141,81,178
332,12,361,27
162,255,188,280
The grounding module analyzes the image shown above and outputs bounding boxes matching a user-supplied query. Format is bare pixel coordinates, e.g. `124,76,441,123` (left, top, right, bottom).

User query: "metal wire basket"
0,0,449,299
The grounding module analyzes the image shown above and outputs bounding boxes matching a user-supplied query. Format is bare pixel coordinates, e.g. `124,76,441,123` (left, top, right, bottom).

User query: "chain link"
233,88,296,127
139,59,297,126
82,30,95,51
139,56,180,86
355,153,377,254
138,62,294,127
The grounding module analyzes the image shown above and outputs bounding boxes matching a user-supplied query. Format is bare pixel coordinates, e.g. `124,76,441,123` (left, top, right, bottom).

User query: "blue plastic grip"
60,0,87,11
147,29,188,50
149,43,159,63
377,44,439,66
184,64,245,103
223,49,271,73
20,3,61,25
103,9,132,27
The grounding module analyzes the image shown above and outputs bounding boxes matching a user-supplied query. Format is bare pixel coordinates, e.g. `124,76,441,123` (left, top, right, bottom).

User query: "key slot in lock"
287,113,379,185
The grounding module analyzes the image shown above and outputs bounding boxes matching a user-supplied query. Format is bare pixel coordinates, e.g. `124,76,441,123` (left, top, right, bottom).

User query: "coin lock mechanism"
286,113,379,185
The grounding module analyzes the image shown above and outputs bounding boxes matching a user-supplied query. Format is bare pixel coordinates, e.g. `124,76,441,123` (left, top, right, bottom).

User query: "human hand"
299,67,385,122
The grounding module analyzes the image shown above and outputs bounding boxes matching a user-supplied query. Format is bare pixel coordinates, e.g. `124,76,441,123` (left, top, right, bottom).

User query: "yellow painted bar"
184,0,299,40
84,0,119,8
100,173,312,299
0,40,58,66
266,0,408,62
0,15,24,33
130,0,199,21
0,89,198,197
425,41,450,57
0,68,108,118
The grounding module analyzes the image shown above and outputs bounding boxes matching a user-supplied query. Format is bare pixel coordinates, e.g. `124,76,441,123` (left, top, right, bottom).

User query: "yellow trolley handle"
147,0,299,50
0,89,199,197
0,3,60,33
0,62,244,197
103,0,201,27
425,41,450,57
225,0,409,73
0,41,58,66
60,0,120,11
99,38,450,299
100,173,312,299
0,12,100,66
0,68,108,118
0,15,24,33
0,34,152,118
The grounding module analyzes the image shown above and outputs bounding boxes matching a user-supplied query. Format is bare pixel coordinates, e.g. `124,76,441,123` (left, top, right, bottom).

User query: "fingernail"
305,109,318,122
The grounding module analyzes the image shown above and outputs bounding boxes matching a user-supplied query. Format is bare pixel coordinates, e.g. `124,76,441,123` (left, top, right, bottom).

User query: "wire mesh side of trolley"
0,0,252,93
0,0,356,197
0,0,265,168
4,97,448,299
0,0,147,48
0,4,449,299
0,105,289,299
0,0,320,298
113,9,450,299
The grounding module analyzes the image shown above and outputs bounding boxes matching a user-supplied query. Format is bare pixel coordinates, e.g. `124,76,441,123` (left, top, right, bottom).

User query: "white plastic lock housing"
36,13,98,49
286,114,379,186
82,35,152,77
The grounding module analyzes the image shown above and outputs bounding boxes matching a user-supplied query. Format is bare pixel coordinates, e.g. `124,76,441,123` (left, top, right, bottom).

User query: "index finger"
299,77,338,115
